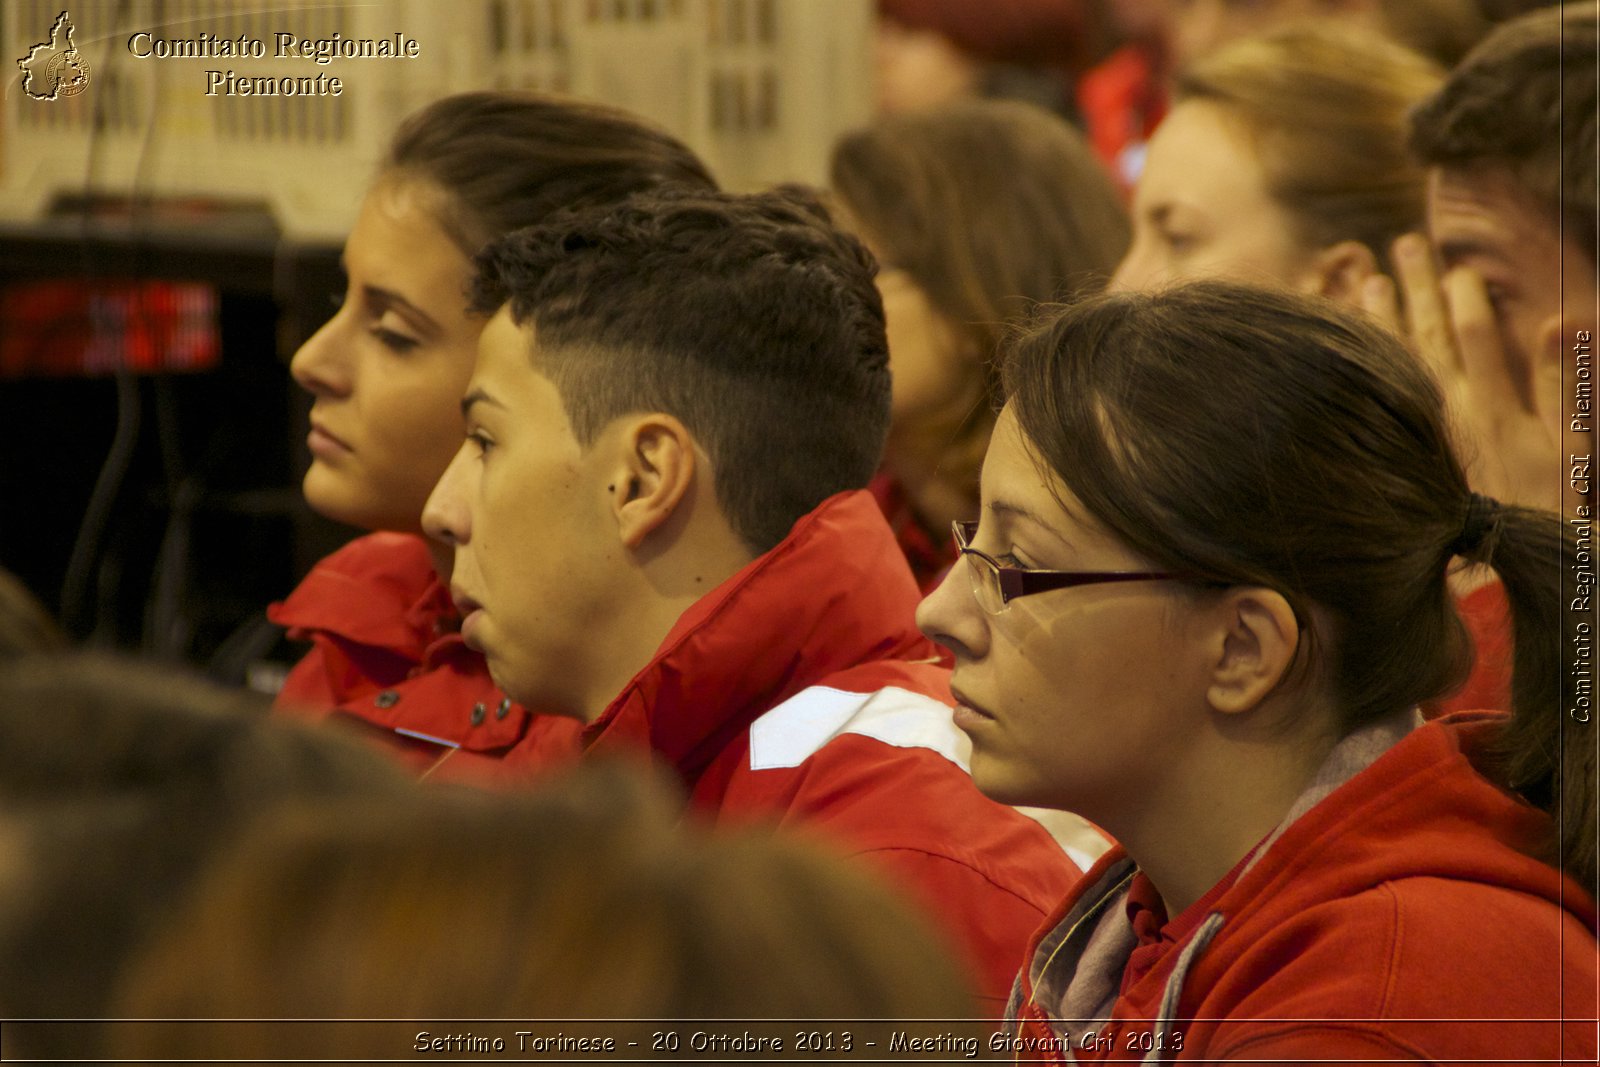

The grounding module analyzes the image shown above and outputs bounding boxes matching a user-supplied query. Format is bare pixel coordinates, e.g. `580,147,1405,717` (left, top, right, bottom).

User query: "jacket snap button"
495,697,512,720
470,702,486,726
374,690,400,709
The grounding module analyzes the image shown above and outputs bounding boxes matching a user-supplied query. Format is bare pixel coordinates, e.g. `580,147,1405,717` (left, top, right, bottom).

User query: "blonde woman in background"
1112,23,1441,302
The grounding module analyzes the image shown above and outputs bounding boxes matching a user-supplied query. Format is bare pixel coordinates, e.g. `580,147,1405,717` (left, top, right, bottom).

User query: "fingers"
1391,232,1459,378
1441,265,1531,420
1360,274,1402,336
1530,355,1565,449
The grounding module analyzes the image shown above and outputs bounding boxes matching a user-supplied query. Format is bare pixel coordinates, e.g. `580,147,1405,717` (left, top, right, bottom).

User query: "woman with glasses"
916,280,1596,1060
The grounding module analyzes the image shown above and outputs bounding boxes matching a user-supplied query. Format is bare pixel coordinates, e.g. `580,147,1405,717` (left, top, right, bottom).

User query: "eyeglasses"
951,520,1196,616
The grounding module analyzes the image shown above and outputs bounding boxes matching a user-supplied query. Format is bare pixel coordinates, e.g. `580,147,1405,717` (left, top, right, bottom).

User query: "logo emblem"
18,11,91,101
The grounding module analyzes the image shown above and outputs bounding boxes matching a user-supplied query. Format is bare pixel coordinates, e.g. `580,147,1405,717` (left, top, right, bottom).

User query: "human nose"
289,311,353,398
1109,238,1161,294
421,445,472,547
916,557,989,663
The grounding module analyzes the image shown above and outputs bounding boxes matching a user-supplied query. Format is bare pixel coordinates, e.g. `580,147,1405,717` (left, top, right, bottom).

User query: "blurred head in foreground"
113,764,975,1058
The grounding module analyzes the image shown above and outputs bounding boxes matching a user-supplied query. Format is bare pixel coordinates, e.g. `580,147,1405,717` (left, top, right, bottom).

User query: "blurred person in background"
872,0,1109,117
1377,1,1597,518
0,653,408,1061
1168,0,1488,73
1111,23,1441,302
112,765,980,1055
1082,0,1490,189
830,99,1128,595
270,91,716,777
1363,2,1597,729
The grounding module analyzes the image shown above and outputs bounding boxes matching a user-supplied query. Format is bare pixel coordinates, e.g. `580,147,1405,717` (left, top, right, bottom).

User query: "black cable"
57,0,141,638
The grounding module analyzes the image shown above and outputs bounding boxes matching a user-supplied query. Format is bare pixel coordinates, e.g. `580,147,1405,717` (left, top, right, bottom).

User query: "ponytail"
1468,504,1596,890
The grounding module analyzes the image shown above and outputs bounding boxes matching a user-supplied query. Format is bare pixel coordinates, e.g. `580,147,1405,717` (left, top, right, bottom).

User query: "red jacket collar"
583,490,941,778
269,533,456,661
1017,712,1597,1018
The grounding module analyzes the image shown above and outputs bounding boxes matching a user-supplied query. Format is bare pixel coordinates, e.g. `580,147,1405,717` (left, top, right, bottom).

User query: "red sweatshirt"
1008,711,1598,1062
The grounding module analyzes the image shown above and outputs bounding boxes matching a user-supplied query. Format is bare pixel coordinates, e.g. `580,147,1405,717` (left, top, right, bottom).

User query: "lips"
307,419,353,459
451,586,485,647
949,683,996,727
450,586,483,618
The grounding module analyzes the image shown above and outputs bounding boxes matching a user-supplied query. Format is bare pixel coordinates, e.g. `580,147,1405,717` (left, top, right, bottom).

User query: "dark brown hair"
830,98,1129,501
1177,23,1442,267
0,654,408,1051
1409,2,1598,264
1374,0,1490,69
471,186,890,554
384,90,718,258
1004,281,1593,886
112,766,976,1049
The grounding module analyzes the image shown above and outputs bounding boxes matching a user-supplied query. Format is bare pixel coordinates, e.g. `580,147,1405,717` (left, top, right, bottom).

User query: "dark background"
0,219,358,678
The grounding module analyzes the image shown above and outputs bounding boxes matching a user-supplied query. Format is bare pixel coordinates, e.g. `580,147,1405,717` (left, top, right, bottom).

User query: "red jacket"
1008,711,1598,1062
268,533,582,775
489,490,1080,1013
1077,40,1168,194
869,471,957,597
1430,579,1514,716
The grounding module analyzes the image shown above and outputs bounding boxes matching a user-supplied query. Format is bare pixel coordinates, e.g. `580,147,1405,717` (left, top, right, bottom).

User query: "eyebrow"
1433,237,1509,271
363,284,440,332
336,257,442,333
985,500,1076,548
459,388,506,419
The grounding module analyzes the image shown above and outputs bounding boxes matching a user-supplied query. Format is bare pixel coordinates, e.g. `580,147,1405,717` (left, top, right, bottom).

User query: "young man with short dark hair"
1369,1,1597,884
422,187,1082,1012
1374,2,1597,516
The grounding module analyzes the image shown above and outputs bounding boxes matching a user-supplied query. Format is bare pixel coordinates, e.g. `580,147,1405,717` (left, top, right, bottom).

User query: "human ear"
1537,312,1596,430
608,415,696,549
1304,240,1380,306
1206,587,1301,716
1537,311,1596,369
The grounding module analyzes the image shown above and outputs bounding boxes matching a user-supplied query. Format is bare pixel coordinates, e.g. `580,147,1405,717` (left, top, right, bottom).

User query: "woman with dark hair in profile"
0,654,409,1062
269,91,716,776
917,281,1595,1059
830,98,1128,594
112,765,978,1058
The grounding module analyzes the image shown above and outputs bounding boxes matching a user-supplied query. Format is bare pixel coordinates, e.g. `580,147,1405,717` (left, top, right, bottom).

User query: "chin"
484,659,530,707
301,471,403,533
969,760,1051,810
302,493,373,531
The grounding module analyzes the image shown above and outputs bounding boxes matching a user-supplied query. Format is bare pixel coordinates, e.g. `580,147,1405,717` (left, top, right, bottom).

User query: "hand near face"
1362,233,1564,513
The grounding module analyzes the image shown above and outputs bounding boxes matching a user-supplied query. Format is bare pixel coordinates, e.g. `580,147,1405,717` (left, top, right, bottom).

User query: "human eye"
371,327,420,353
465,428,494,459
1482,282,1514,315
370,311,421,353
1157,225,1196,255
